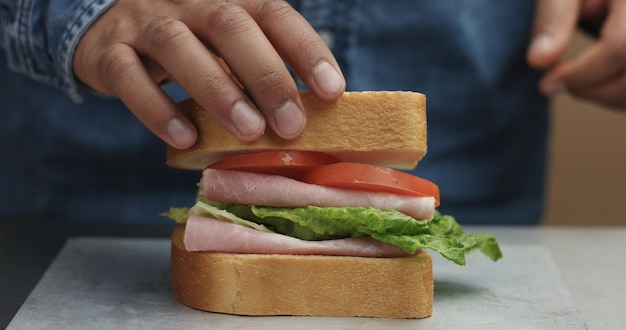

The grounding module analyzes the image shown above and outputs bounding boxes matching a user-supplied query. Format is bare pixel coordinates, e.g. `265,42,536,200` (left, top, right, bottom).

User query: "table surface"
2,222,625,329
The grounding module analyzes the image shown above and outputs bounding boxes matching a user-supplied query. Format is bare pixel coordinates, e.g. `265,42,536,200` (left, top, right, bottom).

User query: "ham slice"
201,168,435,220
184,215,412,258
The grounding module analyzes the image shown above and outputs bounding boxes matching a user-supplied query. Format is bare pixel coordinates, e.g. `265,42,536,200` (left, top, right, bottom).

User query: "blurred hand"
73,0,345,148
527,0,626,109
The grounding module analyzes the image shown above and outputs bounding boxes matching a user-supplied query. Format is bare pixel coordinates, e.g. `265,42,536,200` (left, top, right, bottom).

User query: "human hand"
73,0,345,149
527,0,626,109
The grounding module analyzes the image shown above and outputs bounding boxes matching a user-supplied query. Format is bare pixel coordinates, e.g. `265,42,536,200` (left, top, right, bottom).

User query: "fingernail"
168,118,196,147
529,34,553,57
230,101,264,137
274,101,305,137
313,61,344,95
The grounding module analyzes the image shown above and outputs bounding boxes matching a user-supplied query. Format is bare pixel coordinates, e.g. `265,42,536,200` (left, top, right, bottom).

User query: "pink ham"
201,168,435,220
184,215,413,258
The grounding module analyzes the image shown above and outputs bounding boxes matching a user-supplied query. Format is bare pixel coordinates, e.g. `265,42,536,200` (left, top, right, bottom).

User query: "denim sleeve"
0,0,117,102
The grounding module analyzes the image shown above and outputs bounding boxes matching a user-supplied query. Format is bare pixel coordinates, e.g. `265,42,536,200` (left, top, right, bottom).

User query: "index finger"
184,1,344,139
98,42,198,149
527,0,581,68
186,2,308,139
138,15,268,142
240,0,345,100
551,0,626,93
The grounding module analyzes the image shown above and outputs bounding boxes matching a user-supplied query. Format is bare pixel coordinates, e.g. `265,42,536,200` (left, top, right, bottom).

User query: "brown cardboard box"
543,32,626,226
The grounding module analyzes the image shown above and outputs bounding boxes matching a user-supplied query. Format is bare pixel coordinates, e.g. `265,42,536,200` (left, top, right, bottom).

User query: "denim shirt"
0,1,547,225
0,0,117,101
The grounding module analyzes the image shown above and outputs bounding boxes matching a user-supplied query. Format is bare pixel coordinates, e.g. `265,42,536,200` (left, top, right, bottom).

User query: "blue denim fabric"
0,1,547,225
291,0,548,225
1,0,117,101
1,0,199,224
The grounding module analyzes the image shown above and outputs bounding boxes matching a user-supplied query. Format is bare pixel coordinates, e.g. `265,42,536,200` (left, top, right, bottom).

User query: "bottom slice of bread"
171,226,433,318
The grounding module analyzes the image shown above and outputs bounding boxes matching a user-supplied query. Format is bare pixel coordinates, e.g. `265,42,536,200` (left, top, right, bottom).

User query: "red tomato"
301,162,440,206
208,151,340,179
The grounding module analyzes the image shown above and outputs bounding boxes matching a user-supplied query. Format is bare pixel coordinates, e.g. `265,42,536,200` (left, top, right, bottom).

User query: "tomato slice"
208,150,340,179
301,162,440,206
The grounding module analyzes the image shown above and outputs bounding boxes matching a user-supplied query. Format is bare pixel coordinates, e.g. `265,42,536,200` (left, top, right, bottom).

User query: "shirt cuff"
57,0,118,102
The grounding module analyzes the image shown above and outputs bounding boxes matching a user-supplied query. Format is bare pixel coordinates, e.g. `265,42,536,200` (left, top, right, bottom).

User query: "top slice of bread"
166,91,427,170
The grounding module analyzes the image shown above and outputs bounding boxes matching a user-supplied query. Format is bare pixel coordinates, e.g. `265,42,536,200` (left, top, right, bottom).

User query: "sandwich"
163,91,502,319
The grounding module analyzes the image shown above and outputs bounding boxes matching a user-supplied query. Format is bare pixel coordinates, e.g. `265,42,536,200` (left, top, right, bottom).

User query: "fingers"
73,0,345,146
138,15,267,141
538,38,619,96
539,0,626,108
185,2,305,139
97,43,198,148
183,0,344,139
138,1,344,140
242,0,345,99
527,0,581,69
573,74,626,108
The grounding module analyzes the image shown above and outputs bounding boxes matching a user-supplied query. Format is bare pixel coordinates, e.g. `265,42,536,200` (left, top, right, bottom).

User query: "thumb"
527,0,581,69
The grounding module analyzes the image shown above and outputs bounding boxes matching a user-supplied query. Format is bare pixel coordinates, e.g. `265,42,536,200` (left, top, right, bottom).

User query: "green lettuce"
162,200,502,266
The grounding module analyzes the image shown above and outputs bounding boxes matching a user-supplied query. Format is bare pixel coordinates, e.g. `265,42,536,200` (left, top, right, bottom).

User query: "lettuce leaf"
162,200,502,266
162,201,274,233
250,205,501,265
161,207,190,224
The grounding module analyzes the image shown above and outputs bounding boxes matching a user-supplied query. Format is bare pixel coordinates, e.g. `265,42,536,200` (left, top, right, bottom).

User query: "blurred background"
542,31,626,226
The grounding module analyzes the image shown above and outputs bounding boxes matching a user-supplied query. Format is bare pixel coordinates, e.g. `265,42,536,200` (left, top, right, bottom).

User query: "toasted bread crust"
170,226,433,318
166,91,427,170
